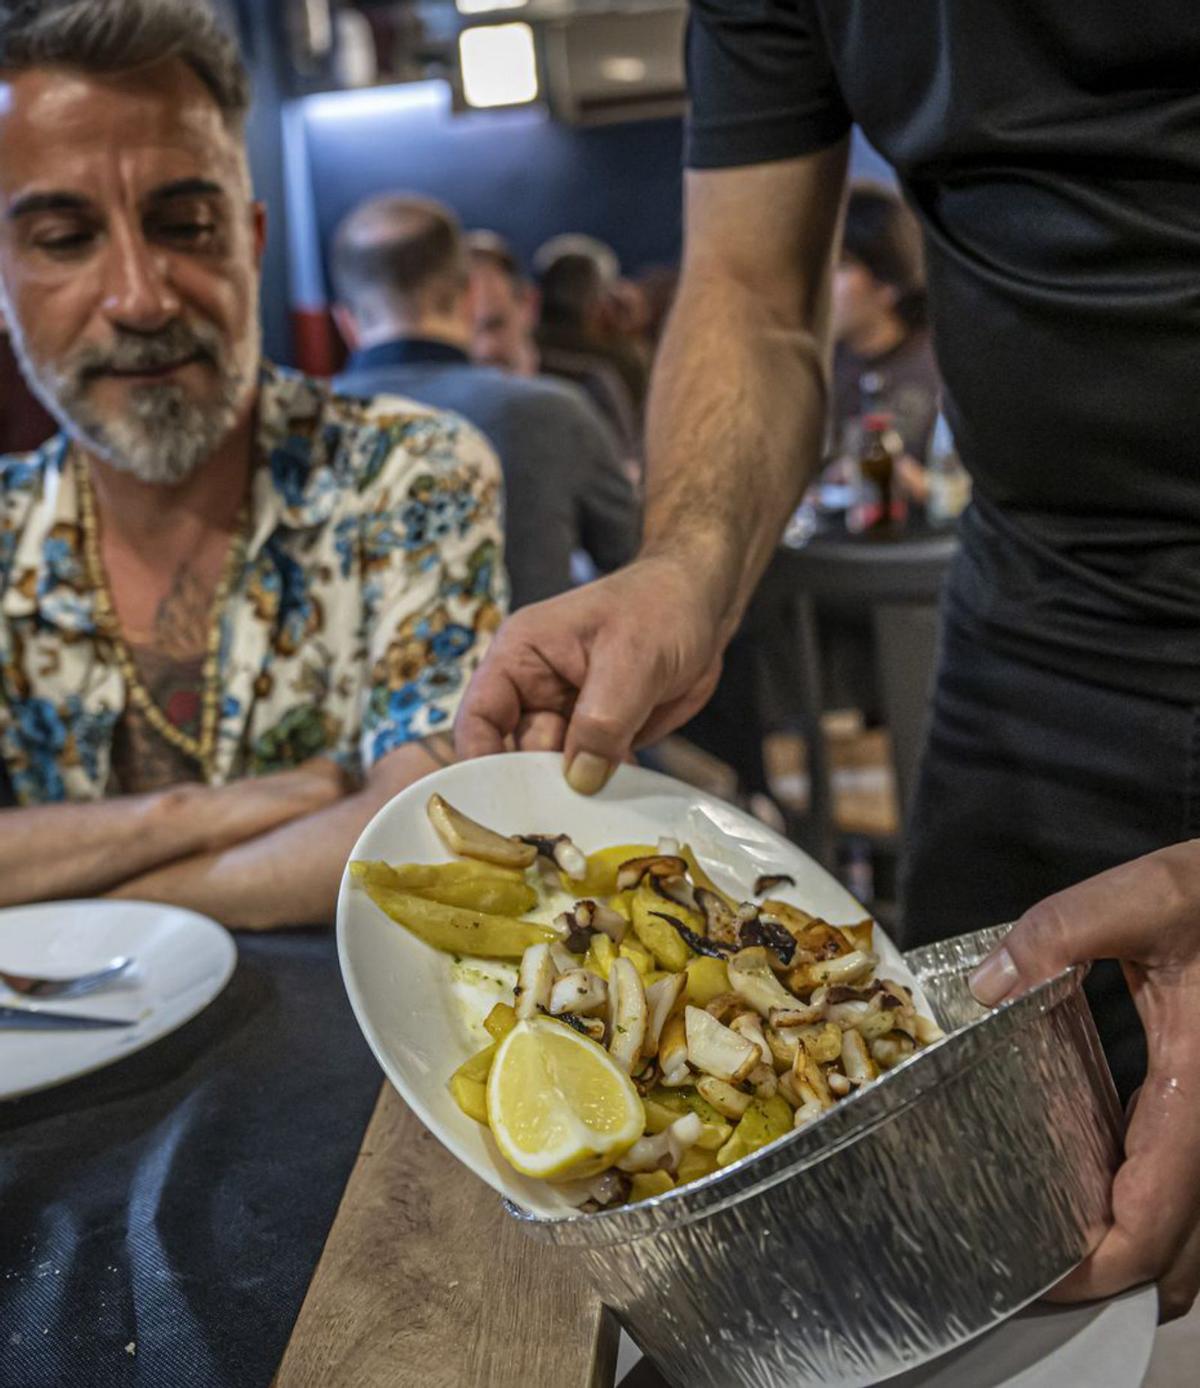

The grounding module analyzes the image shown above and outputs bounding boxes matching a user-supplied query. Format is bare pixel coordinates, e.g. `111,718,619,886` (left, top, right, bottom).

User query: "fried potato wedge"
363,884,556,959
448,1042,498,1124
571,843,657,899
350,860,537,915
684,956,730,1008
716,1094,793,1167
630,884,693,972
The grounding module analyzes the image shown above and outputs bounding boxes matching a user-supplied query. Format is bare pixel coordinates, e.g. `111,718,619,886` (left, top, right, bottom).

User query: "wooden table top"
274,1082,619,1388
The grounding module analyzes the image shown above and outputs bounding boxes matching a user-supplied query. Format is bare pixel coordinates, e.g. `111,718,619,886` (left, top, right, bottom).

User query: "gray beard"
3,305,258,487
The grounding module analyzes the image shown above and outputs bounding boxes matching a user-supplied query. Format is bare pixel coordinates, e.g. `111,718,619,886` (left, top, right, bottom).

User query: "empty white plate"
0,898,236,1101
337,750,932,1218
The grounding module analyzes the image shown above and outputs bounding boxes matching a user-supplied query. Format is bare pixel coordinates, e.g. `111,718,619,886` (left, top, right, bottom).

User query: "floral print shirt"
0,365,507,805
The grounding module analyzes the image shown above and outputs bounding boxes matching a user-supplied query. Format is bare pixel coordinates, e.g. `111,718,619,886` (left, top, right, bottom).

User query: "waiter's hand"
455,556,725,794
969,842,1200,1321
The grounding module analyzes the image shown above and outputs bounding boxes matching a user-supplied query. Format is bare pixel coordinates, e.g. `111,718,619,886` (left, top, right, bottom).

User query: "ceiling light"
459,23,540,109
456,0,528,13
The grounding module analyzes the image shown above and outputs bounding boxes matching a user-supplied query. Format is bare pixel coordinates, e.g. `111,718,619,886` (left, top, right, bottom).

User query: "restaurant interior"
1,2,1197,1387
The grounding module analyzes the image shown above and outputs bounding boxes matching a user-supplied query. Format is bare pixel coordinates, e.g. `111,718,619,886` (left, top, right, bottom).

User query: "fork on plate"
0,956,135,1000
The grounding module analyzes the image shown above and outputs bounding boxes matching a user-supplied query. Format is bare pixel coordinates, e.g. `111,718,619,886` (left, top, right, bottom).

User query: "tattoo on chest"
111,645,207,794
109,562,213,795
152,564,215,662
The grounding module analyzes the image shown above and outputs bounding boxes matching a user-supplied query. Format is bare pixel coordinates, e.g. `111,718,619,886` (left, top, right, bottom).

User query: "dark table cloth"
0,929,382,1388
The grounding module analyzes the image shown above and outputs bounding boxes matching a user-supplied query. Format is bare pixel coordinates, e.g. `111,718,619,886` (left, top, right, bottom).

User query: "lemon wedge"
486,1017,643,1180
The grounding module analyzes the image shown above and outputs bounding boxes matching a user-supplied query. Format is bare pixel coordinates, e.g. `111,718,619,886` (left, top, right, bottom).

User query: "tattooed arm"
0,758,346,908
106,739,451,929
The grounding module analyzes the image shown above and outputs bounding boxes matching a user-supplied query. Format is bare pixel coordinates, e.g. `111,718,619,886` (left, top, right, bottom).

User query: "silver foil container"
508,925,1123,1387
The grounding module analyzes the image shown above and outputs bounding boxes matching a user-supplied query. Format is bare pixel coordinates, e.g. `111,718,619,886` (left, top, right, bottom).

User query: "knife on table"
0,1003,136,1030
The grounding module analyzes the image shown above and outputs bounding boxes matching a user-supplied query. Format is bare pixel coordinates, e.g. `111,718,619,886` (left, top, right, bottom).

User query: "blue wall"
296,82,895,299
299,83,686,287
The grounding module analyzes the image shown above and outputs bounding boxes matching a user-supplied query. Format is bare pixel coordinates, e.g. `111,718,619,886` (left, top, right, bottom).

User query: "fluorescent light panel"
456,0,528,13
459,23,539,108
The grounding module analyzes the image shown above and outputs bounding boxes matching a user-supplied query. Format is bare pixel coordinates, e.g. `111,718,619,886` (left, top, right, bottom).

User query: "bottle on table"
851,411,906,535
926,412,972,525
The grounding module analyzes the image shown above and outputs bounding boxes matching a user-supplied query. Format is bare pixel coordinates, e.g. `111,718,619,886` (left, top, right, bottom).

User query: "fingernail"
566,751,614,796
969,947,1020,1007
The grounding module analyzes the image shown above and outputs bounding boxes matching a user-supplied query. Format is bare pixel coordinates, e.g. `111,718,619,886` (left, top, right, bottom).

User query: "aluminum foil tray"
509,925,1122,1387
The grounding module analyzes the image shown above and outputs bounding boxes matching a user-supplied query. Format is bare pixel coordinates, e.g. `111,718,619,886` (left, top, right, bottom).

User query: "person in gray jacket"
331,195,638,610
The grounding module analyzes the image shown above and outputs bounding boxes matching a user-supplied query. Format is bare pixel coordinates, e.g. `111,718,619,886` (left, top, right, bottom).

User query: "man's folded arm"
105,739,451,929
0,757,345,908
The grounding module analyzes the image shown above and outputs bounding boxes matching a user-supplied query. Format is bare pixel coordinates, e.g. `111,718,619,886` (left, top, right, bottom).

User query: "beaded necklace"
76,454,248,780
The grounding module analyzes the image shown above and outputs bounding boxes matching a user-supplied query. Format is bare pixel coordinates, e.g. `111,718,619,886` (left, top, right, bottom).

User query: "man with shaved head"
0,0,506,926
332,193,637,610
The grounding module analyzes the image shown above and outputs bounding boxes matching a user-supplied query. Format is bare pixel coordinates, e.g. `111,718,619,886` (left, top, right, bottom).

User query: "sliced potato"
641,1096,683,1135
717,1094,793,1167
455,1041,498,1083
351,859,525,888
618,936,656,978
676,1144,720,1185
630,1170,675,1202
684,955,730,1008
483,1002,518,1042
630,884,692,972
570,843,656,899
644,1085,725,1128
362,883,555,960
427,793,537,869
350,860,537,915
424,878,538,915
695,1120,734,1151
608,890,636,922
449,1042,497,1121
584,933,618,981
449,1072,489,1124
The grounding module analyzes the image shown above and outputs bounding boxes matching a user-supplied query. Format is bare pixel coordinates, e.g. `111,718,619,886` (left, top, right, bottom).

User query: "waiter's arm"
643,145,849,631
456,144,850,782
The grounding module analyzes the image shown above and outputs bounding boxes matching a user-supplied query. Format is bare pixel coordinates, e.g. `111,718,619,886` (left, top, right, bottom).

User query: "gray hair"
0,0,251,130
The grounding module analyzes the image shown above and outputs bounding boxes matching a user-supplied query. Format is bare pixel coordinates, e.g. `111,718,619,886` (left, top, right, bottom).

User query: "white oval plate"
337,751,931,1219
0,899,235,1101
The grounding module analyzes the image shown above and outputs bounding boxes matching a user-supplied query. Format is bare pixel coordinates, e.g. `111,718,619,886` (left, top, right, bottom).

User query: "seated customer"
464,231,541,379
830,184,940,474
531,238,642,457
332,196,638,609
0,0,506,927
466,230,640,490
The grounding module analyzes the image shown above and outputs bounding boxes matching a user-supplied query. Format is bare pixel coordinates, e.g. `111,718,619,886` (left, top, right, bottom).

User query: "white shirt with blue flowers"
0,365,507,805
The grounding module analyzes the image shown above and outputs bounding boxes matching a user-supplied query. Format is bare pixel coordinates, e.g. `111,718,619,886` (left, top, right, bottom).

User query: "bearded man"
0,0,506,927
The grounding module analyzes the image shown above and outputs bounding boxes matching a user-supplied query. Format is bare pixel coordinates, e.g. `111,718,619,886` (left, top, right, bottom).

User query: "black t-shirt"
687,0,1200,701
